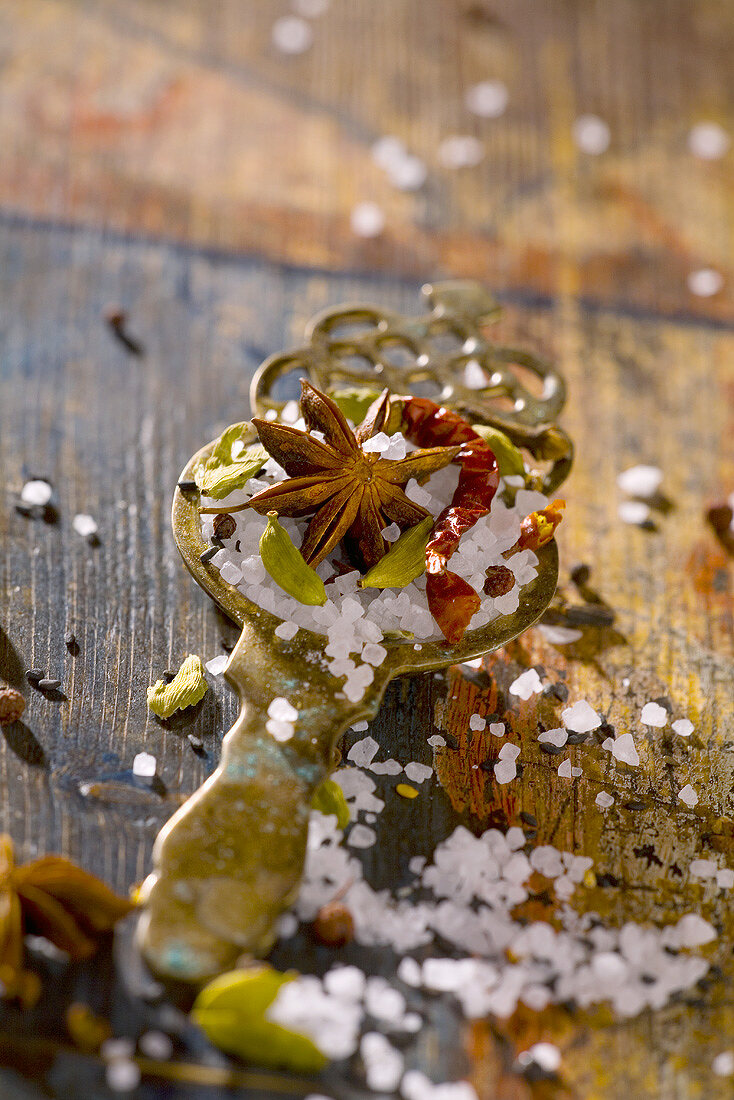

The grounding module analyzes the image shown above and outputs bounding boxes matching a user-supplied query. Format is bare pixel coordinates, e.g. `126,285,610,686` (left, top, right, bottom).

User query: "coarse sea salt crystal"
324,965,365,1000
618,500,651,525
595,791,615,809
351,720,369,732
428,734,446,748
382,522,401,542
538,727,567,747
275,621,299,640
689,859,717,879
205,654,228,676
21,479,53,506
73,513,98,538
678,784,699,808
138,1030,174,1060
641,701,668,727
522,1042,562,1072
361,1032,404,1092
616,465,663,498
713,1051,734,1077
489,722,505,737
266,719,295,742
361,643,387,666
494,759,516,784
272,14,313,53
537,624,583,645
405,762,433,784
671,913,716,947
268,697,298,723
687,121,730,160
499,743,520,762
106,1061,142,1092
469,714,486,731
717,869,734,889
611,733,639,766
361,432,391,454
438,135,484,169
386,154,427,191
687,268,724,297
372,135,406,170
347,736,379,766
347,824,377,848
465,79,508,118
562,700,601,732
350,201,385,238
133,752,156,778
672,718,694,737
572,114,610,154
370,759,402,775
557,760,575,779
463,360,487,390
509,668,543,699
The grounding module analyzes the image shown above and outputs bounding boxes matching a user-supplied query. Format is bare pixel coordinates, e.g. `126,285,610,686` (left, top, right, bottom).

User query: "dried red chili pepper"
399,397,500,643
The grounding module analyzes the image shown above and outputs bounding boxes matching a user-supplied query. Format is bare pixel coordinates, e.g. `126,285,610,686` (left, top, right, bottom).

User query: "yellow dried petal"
396,783,419,799
147,655,208,719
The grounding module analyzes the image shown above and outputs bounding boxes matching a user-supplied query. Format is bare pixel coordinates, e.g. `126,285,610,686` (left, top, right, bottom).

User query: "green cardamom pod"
471,424,526,477
360,516,434,589
311,778,351,829
259,513,327,606
147,654,208,719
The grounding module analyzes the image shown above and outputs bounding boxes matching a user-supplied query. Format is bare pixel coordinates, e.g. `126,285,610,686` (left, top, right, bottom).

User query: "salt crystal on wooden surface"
678,784,699,807
469,714,486,731
138,1031,173,1060
524,1042,561,1072
351,720,369,732
493,759,516,784
687,267,724,297
717,869,734,889
438,135,484,168
641,701,668,727
689,859,717,878
387,154,427,191
369,759,403,775
132,752,156,778
573,114,610,154
73,513,98,537
427,734,446,748
562,700,601,732
21,479,53,505
616,464,663,498
611,733,640,766
205,654,228,676
538,727,567,747
272,14,313,53
712,1051,734,1077
499,743,520,762
372,135,406,169
347,736,379,766
106,1061,142,1092
347,824,377,848
618,500,651,525
488,722,505,737
350,202,385,238
405,762,433,783
509,668,543,699
465,80,508,117
687,121,730,159
672,718,694,737
537,624,583,644
595,791,615,808
557,759,574,778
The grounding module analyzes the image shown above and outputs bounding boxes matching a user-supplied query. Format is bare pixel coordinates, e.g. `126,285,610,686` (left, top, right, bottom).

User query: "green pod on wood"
259,512,327,606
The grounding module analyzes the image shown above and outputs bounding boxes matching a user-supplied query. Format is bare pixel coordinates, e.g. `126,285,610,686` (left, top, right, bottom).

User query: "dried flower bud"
483,565,515,598
312,902,354,947
0,688,25,726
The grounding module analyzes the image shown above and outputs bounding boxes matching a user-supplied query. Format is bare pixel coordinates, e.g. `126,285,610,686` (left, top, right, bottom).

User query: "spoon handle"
138,624,380,982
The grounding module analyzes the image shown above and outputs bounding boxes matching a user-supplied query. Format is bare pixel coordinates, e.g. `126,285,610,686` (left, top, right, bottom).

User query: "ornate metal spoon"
138,281,572,982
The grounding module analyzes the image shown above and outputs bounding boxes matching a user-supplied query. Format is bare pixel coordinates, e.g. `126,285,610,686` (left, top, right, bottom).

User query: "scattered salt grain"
387,154,427,191
494,759,516,784
595,791,615,809
101,1038,135,1062
370,759,403,775
557,759,581,779
266,719,295,742
106,1061,141,1092
361,643,387,666
562,700,601,732
428,734,446,748
397,956,422,986
678,784,699,808
382,522,401,542
616,465,663,499
405,762,433,784
488,722,505,737
672,718,694,737
689,859,718,879
72,513,98,538
438,135,484,169
205,654,228,676
618,500,651,525
687,121,730,160
611,733,640,767
275,621,299,640
138,1031,173,1060
717,869,734,889
272,15,313,53
641,701,668,727
537,624,583,645
538,727,567,747
465,80,508,118
268,698,298,723
324,965,366,1000
713,1051,734,1077
347,736,379,766
499,743,520,762
521,1042,561,1073
671,913,716,947
372,135,407,170
687,267,724,297
351,720,369,732
509,668,543,699
132,752,156,778
573,114,610,154
462,360,487,389
361,1032,404,1092
21,479,53,506
469,714,486,731
348,824,377,848
350,201,385,238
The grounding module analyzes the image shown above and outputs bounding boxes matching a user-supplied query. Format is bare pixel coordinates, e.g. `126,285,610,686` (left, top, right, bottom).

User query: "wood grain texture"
0,1,732,1097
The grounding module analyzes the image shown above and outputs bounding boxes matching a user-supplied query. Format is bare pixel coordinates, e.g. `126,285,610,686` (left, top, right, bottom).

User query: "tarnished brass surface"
139,282,570,982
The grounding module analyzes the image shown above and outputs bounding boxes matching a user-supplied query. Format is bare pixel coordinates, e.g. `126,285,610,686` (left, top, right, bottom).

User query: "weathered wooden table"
0,2,732,1097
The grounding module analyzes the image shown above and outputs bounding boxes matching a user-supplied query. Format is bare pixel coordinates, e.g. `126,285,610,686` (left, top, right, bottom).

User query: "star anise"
0,834,135,1006
247,382,459,569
